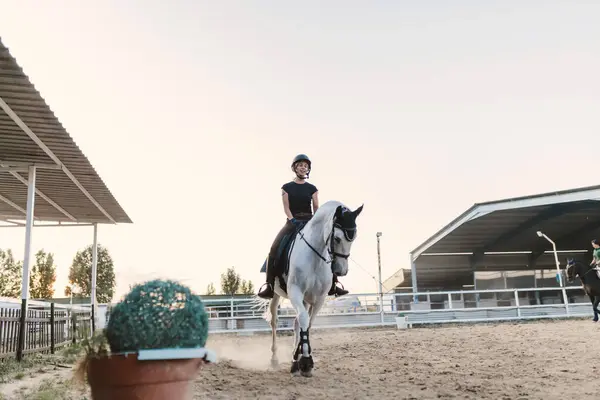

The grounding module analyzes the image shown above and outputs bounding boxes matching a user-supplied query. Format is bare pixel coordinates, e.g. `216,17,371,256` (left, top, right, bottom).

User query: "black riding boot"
257,256,276,299
328,275,349,297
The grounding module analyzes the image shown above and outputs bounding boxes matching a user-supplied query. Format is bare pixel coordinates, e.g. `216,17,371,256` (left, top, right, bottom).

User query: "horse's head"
327,204,364,277
565,258,579,283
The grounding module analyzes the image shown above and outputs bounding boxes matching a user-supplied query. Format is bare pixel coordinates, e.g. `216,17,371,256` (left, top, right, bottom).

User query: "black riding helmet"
291,154,311,179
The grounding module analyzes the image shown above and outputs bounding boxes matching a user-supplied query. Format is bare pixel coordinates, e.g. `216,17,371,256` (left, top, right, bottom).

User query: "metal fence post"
514,290,521,318
50,303,55,354
16,307,25,361
230,298,234,330
72,311,77,344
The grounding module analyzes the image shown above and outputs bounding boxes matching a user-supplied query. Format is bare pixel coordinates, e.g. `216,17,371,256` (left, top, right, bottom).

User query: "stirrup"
257,283,274,298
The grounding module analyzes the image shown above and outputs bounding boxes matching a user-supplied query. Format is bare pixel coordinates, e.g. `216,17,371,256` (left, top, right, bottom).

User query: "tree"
220,267,256,295
240,279,255,295
0,249,22,298
205,282,216,295
29,250,57,299
220,267,241,296
65,244,116,303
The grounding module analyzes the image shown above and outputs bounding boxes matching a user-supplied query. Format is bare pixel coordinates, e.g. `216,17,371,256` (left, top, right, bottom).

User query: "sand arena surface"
194,319,600,399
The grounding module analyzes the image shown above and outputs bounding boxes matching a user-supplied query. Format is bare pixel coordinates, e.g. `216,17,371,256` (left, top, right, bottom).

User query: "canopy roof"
400,185,600,289
0,37,131,224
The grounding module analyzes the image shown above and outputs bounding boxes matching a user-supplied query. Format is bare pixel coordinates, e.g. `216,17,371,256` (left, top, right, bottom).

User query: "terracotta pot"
87,353,205,400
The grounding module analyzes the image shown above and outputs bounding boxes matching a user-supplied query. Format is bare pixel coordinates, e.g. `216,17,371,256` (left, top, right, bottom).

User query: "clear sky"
0,1,598,302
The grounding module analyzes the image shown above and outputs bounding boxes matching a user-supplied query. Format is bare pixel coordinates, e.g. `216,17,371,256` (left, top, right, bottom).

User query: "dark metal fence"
0,301,92,360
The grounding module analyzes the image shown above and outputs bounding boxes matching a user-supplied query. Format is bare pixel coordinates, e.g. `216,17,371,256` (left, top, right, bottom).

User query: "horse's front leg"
290,316,300,376
308,296,326,330
592,295,600,322
288,284,313,377
269,294,281,367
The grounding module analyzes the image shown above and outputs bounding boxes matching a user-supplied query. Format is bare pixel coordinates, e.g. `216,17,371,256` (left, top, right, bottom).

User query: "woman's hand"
289,218,301,227
282,189,294,220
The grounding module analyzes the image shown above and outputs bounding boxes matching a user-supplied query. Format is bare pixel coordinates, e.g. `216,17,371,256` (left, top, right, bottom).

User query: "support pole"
410,253,418,303
536,231,569,314
16,166,36,361
91,223,98,333
376,232,384,325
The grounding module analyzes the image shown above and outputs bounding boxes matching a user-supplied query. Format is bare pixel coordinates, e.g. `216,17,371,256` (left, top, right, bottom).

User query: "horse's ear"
353,204,364,217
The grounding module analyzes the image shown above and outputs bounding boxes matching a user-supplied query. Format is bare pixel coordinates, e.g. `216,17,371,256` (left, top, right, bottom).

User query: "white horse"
254,200,363,377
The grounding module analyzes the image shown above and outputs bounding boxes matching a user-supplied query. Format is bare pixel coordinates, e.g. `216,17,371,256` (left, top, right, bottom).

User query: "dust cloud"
205,331,295,371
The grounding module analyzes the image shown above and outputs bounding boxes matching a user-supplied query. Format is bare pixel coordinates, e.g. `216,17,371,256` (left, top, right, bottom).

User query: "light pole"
376,232,384,324
536,230,569,311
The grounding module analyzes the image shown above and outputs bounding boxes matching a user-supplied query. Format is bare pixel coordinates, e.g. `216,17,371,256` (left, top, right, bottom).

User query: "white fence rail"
201,286,594,334
0,296,92,312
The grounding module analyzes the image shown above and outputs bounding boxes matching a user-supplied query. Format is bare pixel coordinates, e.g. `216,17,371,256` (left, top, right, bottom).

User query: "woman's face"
294,161,309,177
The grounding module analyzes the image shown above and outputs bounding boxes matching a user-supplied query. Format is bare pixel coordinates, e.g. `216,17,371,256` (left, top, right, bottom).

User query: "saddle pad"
259,223,307,273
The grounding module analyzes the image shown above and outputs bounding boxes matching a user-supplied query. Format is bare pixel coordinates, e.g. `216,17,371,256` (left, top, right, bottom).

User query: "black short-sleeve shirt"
282,181,318,218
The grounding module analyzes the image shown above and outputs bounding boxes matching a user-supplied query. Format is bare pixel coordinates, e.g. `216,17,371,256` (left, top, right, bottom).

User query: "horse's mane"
304,200,344,239
569,258,589,268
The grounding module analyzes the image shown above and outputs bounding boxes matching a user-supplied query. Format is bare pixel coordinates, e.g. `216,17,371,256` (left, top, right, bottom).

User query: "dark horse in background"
566,258,600,322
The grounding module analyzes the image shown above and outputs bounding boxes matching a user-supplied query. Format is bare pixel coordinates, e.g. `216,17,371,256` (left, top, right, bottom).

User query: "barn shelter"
0,37,132,360
390,185,600,295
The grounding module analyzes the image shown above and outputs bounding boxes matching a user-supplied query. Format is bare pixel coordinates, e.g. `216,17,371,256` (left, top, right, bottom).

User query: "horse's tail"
262,308,272,323
248,295,272,322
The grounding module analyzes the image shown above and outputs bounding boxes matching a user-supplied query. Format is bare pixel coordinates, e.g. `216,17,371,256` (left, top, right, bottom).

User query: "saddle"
259,221,308,292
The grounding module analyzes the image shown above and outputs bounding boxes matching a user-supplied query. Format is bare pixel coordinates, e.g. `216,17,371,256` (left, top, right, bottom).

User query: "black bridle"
567,260,597,282
298,221,356,264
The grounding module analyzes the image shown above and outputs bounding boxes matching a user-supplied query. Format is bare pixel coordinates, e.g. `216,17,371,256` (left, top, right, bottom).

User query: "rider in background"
257,154,349,299
591,239,600,270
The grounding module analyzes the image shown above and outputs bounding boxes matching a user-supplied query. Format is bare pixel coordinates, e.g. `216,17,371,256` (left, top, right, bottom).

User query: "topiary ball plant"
105,279,209,353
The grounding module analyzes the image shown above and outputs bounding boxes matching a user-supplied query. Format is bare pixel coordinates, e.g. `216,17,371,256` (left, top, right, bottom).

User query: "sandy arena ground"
194,318,600,399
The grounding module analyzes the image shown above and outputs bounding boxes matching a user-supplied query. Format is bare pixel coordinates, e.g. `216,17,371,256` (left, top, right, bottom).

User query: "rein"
577,265,598,280
568,262,600,282
298,221,354,264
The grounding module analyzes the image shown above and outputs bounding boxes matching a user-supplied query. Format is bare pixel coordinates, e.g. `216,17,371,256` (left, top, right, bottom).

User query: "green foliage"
220,266,255,295
65,244,116,303
0,249,22,298
105,279,209,353
205,282,216,295
220,267,240,295
29,250,57,299
240,279,254,295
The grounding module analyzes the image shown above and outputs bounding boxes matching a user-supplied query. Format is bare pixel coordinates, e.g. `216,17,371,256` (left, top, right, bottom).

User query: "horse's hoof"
290,360,300,375
301,369,313,377
298,356,314,377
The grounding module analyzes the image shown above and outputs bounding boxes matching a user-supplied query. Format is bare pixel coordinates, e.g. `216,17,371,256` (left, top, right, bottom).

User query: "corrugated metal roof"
0,37,131,224
386,186,600,291
419,201,600,254
411,187,600,258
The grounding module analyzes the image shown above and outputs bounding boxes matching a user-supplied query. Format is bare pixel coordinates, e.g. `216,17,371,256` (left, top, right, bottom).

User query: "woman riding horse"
257,153,349,299
591,239,600,271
